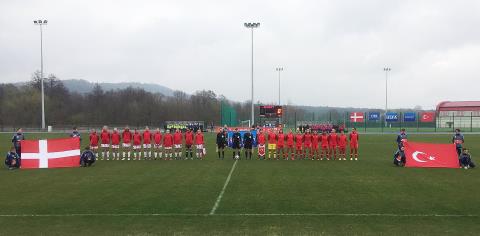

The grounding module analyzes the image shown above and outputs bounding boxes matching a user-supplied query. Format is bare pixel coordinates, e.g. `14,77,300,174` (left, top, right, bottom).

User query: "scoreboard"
259,105,283,118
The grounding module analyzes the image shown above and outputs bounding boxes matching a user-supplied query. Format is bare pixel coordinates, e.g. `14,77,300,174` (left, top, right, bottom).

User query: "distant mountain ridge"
57,79,175,96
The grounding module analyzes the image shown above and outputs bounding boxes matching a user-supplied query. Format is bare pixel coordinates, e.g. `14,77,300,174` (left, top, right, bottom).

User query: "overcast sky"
1,0,479,109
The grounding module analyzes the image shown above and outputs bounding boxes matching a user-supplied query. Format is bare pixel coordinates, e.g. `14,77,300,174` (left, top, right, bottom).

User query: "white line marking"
209,160,238,215
0,213,477,217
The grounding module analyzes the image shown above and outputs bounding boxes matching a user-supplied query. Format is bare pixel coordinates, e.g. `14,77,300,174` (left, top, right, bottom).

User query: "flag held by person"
21,138,81,169
404,141,459,168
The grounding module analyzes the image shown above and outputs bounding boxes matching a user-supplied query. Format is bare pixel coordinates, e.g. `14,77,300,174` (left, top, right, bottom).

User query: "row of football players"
218,127,360,161
75,126,205,160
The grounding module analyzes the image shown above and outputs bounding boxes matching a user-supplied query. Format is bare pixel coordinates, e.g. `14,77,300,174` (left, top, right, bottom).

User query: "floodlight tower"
34,19,48,129
244,22,260,126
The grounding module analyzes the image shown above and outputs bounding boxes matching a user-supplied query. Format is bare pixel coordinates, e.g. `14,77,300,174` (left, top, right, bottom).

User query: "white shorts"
164,146,172,150
143,144,152,149
111,145,120,149
196,144,204,150
174,144,182,149
101,144,110,148
154,144,162,149
122,143,131,148
90,145,98,150
133,145,141,150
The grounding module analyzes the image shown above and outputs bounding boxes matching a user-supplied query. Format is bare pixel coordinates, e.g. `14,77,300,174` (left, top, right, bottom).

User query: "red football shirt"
185,131,194,145
143,131,151,144
295,134,303,146
321,135,329,147
268,132,277,144
174,132,183,145
349,132,359,144
257,133,266,145
277,133,285,146
133,132,142,145
286,133,294,146
312,134,319,147
304,134,312,145
195,133,204,145
338,134,347,147
111,132,120,145
328,133,338,146
153,132,162,144
163,134,173,147
100,130,110,144
122,130,132,144
89,132,99,146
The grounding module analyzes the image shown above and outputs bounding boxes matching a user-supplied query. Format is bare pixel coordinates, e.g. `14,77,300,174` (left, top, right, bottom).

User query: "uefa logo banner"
369,112,380,121
385,112,399,122
403,112,416,122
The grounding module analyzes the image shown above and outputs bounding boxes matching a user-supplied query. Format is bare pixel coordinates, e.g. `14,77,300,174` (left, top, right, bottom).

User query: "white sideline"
0,213,477,217
209,160,238,215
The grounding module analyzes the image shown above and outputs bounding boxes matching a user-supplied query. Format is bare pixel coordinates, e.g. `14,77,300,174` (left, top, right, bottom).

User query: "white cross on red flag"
20,138,81,169
350,112,364,122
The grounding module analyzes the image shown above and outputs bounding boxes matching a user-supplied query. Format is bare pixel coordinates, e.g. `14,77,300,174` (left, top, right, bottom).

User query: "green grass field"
0,132,479,235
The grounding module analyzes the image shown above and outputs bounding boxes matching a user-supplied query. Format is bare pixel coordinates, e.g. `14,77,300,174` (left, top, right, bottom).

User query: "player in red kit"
184,129,194,159
267,130,277,160
303,129,313,160
122,126,132,160
338,130,348,160
257,130,266,159
111,128,121,160
173,129,183,160
349,127,359,160
276,130,286,160
100,126,111,160
89,129,99,156
328,129,338,160
132,129,142,160
286,130,295,160
295,130,303,160
143,127,152,159
312,130,320,160
320,131,329,160
153,128,163,159
163,129,174,160
195,130,205,159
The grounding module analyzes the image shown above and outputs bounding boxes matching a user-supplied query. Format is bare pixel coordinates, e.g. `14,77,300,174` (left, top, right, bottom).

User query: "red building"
436,101,480,129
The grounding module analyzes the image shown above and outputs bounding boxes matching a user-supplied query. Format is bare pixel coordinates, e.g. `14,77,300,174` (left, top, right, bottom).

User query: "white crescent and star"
412,151,436,162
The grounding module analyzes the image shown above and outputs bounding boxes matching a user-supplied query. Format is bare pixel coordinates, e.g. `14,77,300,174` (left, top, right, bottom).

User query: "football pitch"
0,133,479,235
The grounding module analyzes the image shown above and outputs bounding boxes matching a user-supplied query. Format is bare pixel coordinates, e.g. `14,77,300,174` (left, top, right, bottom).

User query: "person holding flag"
70,127,81,142
452,129,465,156
460,148,475,169
80,146,96,167
349,128,359,160
11,128,24,160
5,147,20,170
396,128,408,149
393,146,406,167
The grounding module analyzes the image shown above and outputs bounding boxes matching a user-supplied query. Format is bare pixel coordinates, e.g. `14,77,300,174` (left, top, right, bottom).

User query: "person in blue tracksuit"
11,128,24,158
459,148,475,169
80,146,96,167
452,129,464,156
70,126,82,142
396,129,408,149
393,146,406,167
5,147,20,170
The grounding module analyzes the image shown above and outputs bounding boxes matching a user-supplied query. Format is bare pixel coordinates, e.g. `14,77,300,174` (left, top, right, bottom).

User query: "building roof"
437,101,480,111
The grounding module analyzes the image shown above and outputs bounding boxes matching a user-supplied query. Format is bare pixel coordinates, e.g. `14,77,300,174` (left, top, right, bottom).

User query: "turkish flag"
20,138,81,169
420,112,435,122
404,141,459,168
350,112,364,123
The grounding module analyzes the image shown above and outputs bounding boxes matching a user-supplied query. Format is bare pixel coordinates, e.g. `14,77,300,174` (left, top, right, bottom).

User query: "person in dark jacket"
231,128,242,160
393,146,406,167
216,129,228,159
452,129,464,156
12,128,24,158
243,128,254,160
460,148,475,169
5,147,20,170
70,126,82,142
396,129,407,149
80,146,96,167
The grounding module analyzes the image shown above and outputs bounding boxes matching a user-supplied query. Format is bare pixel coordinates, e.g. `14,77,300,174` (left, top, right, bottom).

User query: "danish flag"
20,138,81,169
350,112,364,122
